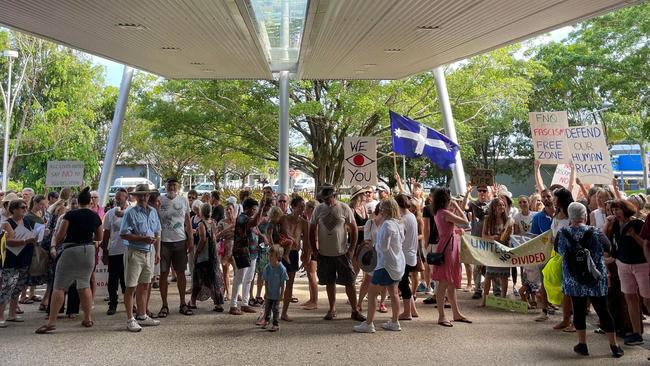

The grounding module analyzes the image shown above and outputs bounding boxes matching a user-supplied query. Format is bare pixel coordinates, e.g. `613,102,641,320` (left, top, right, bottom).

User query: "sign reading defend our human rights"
565,125,613,185
529,111,570,164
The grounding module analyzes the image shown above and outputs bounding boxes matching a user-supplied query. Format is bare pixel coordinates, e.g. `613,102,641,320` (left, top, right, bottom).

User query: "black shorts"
317,254,355,286
281,250,300,273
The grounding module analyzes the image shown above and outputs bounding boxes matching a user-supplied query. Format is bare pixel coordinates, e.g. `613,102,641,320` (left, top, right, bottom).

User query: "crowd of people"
0,167,649,358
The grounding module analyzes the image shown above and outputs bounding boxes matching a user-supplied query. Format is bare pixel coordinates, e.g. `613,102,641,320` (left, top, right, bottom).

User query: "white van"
108,177,156,198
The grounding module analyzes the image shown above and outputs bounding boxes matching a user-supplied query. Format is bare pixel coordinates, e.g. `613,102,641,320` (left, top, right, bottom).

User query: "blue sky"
92,26,572,87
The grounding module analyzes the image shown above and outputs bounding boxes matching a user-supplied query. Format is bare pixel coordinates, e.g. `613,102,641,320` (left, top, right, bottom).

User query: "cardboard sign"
460,230,553,267
45,160,84,187
551,163,582,198
486,295,529,314
94,250,108,297
529,111,570,164
565,125,613,185
470,169,494,187
344,137,378,186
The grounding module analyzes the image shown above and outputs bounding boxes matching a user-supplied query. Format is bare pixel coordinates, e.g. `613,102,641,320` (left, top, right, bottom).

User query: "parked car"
108,177,156,198
194,182,215,195
293,177,315,193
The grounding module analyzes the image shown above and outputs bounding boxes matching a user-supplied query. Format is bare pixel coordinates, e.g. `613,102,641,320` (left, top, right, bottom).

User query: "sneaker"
471,292,481,300
535,313,549,322
353,321,376,333
573,343,589,356
126,318,142,332
624,333,644,346
378,303,388,313
610,344,624,358
416,282,427,293
106,306,117,316
229,307,243,315
136,315,160,327
381,320,402,331
241,306,257,313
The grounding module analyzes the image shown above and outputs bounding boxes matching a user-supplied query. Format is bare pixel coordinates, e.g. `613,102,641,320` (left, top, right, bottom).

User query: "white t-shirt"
104,207,126,256
375,219,405,281
365,199,379,217
513,212,534,234
363,218,380,243
402,211,419,267
159,194,189,242
551,217,570,238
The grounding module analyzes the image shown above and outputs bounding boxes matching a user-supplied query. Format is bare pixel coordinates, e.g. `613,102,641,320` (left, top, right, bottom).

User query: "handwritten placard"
45,161,84,187
565,125,612,184
470,169,494,187
529,111,570,164
344,137,378,186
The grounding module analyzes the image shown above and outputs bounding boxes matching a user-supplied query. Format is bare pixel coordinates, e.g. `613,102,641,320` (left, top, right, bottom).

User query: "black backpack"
561,227,600,285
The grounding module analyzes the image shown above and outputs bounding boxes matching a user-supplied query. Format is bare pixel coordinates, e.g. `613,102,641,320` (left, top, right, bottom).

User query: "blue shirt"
530,211,552,235
120,205,161,252
262,262,288,300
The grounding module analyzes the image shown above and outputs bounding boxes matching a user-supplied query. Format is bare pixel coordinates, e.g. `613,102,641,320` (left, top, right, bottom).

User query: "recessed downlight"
383,48,401,53
116,23,147,31
363,64,377,68
190,62,205,65
161,46,181,52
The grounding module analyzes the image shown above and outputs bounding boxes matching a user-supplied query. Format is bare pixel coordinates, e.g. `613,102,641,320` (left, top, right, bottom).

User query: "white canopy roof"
0,0,638,80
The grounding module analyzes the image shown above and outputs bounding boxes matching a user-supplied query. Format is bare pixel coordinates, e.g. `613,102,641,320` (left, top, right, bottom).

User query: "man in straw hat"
309,184,366,322
119,184,161,332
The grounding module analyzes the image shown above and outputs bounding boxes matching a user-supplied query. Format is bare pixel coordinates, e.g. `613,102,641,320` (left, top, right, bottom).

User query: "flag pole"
402,156,407,185
392,153,399,177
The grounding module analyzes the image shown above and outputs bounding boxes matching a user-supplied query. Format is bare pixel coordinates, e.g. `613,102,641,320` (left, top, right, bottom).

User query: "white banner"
344,137,378,186
45,160,84,187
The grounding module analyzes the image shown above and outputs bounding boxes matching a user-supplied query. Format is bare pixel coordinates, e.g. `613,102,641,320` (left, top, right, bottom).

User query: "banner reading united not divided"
460,230,553,267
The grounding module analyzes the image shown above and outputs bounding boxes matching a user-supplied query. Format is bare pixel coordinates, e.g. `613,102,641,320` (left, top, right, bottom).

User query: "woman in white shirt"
353,198,405,333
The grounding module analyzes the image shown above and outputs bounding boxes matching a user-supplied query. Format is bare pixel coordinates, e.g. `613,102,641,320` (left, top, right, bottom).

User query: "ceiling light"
416,25,440,30
116,23,147,31
354,70,366,74
202,69,215,73
363,64,377,68
190,62,204,65
383,48,401,53
161,46,181,52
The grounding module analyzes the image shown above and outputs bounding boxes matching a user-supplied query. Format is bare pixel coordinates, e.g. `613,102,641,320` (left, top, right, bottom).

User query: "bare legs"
464,263,473,290
624,293,650,334
365,284,399,325
436,280,467,323
125,283,149,319
357,273,371,311
301,259,318,309
44,287,92,327
222,260,231,300
281,272,296,321
160,270,187,308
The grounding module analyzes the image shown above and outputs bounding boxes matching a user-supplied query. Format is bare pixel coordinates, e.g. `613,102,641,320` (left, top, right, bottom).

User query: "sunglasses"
188,196,197,200
477,189,488,193
18,206,27,209
279,200,287,203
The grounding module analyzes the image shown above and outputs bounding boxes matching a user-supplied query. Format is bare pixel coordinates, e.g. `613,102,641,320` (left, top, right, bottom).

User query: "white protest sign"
344,137,378,186
95,250,108,297
551,163,582,198
565,125,613,184
45,161,84,187
529,111,570,164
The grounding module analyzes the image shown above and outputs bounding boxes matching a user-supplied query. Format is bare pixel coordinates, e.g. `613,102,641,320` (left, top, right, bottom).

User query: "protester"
309,184,365,321
0,199,37,327
280,196,309,321
210,191,224,223
530,189,554,322
259,244,288,332
118,184,161,332
589,188,613,230
551,188,575,332
466,184,491,299
348,185,371,310
189,203,224,312
22,194,48,303
252,201,273,306
395,194,419,320
557,202,623,358
187,190,198,217
36,187,103,334
479,198,513,306
89,190,105,220
158,177,193,317
422,188,439,301
215,202,236,301
604,199,648,345
300,199,319,310
101,188,128,315
361,204,389,313
431,188,471,327
230,198,266,315
514,195,534,234
353,198,404,333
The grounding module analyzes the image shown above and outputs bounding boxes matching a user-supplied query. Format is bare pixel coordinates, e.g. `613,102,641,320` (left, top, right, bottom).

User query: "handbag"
427,234,453,266
29,245,49,276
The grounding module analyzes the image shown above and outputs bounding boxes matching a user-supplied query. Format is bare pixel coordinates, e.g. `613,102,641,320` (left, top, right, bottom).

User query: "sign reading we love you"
344,137,378,186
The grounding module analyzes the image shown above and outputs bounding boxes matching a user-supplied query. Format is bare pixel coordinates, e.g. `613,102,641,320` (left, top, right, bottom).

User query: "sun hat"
129,184,158,195
358,245,377,273
349,185,371,200
2,192,19,203
376,182,390,194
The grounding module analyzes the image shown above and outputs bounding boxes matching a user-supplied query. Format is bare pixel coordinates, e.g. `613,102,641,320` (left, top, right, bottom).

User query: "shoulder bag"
427,234,453,266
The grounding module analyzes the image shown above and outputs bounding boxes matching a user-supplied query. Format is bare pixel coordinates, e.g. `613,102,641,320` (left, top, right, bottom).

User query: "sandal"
6,317,24,322
35,324,56,334
81,320,94,328
291,297,299,303
213,305,224,312
19,298,34,305
31,295,43,302
323,311,337,320
438,320,453,327
179,304,194,316
453,317,473,324
157,306,169,318
38,304,47,312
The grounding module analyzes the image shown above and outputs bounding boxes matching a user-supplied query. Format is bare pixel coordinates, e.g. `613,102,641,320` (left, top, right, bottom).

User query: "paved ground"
3,275,649,366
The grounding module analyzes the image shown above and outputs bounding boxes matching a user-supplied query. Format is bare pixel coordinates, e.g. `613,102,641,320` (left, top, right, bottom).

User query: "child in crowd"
519,266,541,309
259,245,288,332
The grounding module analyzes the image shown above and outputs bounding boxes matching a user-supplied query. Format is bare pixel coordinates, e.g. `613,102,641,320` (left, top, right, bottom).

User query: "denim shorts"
371,268,399,286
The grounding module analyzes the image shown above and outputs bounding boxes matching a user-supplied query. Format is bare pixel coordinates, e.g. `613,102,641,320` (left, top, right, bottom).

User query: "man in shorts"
120,184,161,332
158,177,193,317
309,184,365,322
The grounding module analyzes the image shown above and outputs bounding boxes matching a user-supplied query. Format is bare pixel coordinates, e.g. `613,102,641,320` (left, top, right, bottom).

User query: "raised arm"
394,172,405,193
534,160,545,193
611,177,621,199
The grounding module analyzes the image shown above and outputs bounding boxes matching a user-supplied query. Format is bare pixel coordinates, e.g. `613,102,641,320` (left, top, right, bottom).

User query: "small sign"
45,160,84,187
485,294,528,314
470,169,494,187
344,136,378,186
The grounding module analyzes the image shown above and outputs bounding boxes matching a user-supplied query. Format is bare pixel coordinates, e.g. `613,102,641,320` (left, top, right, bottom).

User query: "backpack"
560,227,600,285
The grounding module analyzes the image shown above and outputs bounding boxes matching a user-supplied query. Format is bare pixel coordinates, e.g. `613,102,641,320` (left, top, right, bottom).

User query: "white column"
2,55,14,191
97,66,134,204
433,66,467,195
278,71,290,195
